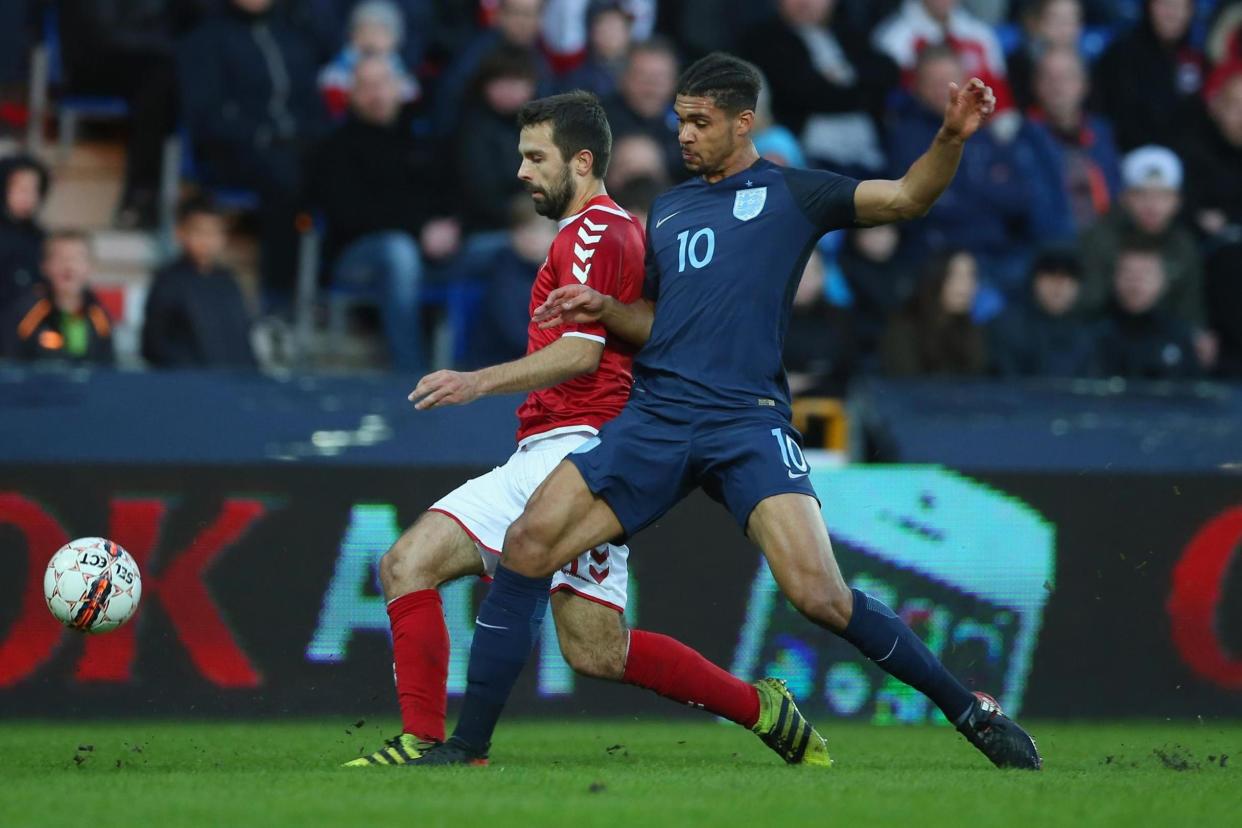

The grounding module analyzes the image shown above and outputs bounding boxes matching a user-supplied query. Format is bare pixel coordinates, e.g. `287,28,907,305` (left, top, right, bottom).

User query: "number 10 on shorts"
771,428,809,477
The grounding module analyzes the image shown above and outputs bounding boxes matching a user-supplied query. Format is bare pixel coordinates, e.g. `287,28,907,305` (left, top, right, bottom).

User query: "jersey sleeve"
552,215,637,343
782,167,860,233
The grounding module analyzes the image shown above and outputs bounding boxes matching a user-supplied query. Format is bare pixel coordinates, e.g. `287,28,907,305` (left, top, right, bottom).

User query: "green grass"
1,720,1238,827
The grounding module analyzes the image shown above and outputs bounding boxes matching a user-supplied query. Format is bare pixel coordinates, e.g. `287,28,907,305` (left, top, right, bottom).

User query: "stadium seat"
31,4,132,161
298,215,491,370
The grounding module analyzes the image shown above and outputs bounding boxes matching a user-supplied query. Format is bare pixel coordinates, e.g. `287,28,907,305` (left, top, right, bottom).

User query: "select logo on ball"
43,537,143,634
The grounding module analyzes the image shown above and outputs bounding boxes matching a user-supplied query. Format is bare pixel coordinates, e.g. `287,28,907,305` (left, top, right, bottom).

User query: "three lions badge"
733,186,767,221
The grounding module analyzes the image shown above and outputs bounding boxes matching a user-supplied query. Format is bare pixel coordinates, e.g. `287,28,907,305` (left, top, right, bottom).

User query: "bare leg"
500,459,625,576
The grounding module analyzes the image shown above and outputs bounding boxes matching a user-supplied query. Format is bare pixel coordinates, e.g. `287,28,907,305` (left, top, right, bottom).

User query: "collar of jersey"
557,195,633,230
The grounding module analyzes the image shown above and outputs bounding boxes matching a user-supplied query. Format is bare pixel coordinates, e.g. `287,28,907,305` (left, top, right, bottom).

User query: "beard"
528,164,575,218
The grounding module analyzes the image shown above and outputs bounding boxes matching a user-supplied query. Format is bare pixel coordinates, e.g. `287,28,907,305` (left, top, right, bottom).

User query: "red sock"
387,589,448,742
622,630,760,728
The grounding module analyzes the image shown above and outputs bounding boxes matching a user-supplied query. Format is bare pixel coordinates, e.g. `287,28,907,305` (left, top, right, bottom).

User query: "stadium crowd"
0,0,1240,384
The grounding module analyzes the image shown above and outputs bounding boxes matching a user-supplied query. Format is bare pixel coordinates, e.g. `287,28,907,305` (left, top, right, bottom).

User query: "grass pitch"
1,719,1237,827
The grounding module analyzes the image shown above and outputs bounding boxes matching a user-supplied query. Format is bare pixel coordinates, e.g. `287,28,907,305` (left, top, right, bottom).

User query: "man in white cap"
1075,145,1205,334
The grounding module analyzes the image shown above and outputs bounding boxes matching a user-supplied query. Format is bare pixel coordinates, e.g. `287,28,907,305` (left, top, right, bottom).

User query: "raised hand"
942,77,996,141
532,284,606,330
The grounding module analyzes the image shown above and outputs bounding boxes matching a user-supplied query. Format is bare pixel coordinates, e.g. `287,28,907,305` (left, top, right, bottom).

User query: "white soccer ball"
43,537,143,633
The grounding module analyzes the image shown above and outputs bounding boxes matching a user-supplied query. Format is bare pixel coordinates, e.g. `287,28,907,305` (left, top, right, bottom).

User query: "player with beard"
413,56,1042,771
347,91,830,768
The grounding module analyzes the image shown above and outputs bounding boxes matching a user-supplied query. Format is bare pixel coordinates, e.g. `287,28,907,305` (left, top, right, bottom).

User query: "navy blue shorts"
566,397,818,537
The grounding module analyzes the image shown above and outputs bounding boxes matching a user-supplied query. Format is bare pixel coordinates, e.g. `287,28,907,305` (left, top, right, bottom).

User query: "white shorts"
429,429,629,612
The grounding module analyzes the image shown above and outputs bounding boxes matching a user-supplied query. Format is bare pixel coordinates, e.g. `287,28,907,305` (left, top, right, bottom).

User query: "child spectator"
1,231,113,364
989,247,1096,377
318,0,420,120
881,249,988,376
0,155,50,314
1094,243,1200,379
1076,146,1204,328
141,198,257,370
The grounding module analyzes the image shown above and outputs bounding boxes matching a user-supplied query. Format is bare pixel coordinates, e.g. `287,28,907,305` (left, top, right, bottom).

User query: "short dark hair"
177,194,226,225
517,90,613,178
1031,246,1082,280
676,52,761,114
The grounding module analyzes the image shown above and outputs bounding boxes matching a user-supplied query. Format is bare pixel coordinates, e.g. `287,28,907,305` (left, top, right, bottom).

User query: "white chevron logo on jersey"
571,217,608,283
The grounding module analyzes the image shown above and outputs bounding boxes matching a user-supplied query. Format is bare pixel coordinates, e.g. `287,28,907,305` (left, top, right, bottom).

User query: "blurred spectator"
1179,70,1242,241
318,0,420,120
1094,243,1200,379
613,175,664,225
741,0,896,175
456,46,542,231
1076,146,1204,328
0,155,50,314
605,133,670,192
658,0,774,59
1,231,113,364
989,247,1096,377
872,0,1017,115
783,249,857,396
1204,242,1242,377
1008,0,1084,113
559,1,636,98
753,78,807,167
58,1,192,228
959,0,1009,24
603,38,683,181
142,198,256,369
1092,0,1204,152
881,249,988,376
886,47,1033,293
179,0,328,295
298,0,436,69
1206,1,1242,78
837,224,914,356
1016,46,1121,242
469,196,557,367
543,0,655,70
309,55,462,373
433,0,552,137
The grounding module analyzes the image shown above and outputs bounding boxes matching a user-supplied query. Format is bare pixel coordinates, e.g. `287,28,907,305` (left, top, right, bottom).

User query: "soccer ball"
44,537,143,633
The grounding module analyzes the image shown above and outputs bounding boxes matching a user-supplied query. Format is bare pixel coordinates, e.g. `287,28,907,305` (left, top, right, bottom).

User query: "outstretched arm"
409,335,603,410
533,284,655,348
854,78,996,225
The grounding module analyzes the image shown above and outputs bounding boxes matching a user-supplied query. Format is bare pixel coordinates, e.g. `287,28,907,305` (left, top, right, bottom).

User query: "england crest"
733,186,767,221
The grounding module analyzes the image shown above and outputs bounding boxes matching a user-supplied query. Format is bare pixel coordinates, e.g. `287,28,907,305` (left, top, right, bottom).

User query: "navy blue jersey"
636,158,859,415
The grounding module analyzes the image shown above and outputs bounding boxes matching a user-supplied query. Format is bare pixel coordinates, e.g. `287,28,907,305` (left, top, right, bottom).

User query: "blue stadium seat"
41,4,131,160
305,215,492,368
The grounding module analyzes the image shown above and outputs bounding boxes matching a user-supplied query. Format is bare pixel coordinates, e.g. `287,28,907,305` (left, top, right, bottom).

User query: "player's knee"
380,539,442,594
501,517,558,576
789,581,853,633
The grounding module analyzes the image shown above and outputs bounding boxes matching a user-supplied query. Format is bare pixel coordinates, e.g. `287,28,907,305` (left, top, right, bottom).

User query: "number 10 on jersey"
677,228,715,272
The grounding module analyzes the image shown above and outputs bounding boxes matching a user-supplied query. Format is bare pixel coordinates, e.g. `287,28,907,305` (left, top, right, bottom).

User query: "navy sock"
451,564,551,752
840,588,975,723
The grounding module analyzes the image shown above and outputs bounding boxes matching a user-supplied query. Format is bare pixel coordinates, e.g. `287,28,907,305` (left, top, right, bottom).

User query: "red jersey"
515,195,644,445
